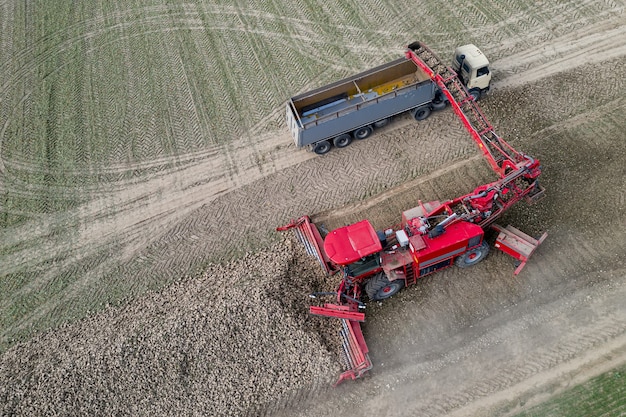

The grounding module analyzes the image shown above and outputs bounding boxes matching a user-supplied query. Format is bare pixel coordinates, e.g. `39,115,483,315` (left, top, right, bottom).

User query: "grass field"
4,0,600,351
2,0,626,415
512,364,626,417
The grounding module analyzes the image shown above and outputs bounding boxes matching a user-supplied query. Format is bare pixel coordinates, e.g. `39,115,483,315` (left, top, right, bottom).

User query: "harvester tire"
412,106,431,121
313,140,331,155
365,272,405,301
455,241,490,268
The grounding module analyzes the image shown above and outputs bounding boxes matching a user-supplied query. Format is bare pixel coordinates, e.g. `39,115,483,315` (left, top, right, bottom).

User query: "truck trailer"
285,44,491,154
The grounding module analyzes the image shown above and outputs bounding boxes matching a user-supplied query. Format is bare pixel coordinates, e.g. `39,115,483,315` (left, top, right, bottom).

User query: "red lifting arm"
405,42,535,178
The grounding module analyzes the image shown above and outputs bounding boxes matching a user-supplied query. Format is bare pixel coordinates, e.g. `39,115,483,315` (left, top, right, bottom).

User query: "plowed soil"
2,1,626,416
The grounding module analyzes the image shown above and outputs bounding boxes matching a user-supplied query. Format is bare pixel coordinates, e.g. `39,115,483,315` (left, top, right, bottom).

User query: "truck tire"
455,241,490,268
431,91,447,111
469,88,481,101
353,125,373,140
374,118,391,128
365,272,405,301
313,140,331,155
333,134,352,148
412,106,431,121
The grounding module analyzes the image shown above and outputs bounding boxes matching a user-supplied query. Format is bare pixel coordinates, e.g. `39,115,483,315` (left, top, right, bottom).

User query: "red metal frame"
405,42,537,179
413,222,483,265
310,304,365,322
276,215,338,275
334,319,372,386
308,302,370,386
492,224,548,275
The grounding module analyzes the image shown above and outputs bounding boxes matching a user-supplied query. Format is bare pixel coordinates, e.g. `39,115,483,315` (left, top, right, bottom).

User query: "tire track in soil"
492,19,626,89
2,0,626,401
1,129,314,343
453,333,626,417
1,107,478,344
406,267,626,417
271,221,626,417
7,0,620,188
2,3,334,252
0,3,361,172
268,50,626,415
314,154,484,226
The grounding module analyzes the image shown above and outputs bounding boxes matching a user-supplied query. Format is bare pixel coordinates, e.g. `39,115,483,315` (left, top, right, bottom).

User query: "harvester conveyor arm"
405,42,531,178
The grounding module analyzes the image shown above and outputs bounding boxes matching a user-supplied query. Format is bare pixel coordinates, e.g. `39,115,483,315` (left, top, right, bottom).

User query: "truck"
278,41,546,386
285,43,492,154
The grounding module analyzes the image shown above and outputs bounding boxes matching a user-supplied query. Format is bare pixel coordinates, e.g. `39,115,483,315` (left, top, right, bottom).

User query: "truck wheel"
333,134,352,148
469,88,481,101
313,140,331,155
455,241,490,268
365,272,405,301
431,91,447,111
374,118,391,128
412,106,431,121
353,125,373,140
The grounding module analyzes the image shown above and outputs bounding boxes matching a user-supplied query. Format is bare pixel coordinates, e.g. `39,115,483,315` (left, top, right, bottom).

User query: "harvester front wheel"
455,242,490,268
365,273,405,301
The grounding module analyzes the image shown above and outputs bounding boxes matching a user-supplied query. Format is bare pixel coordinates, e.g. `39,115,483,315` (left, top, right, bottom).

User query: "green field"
1,1,625,415
5,0,610,352
1,0,415,348
513,365,626,417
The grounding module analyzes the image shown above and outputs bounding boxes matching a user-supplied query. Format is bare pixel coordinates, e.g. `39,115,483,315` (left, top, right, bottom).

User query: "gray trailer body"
286,57,436,148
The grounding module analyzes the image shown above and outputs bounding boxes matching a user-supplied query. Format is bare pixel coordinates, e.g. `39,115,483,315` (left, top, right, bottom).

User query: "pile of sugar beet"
0,238,343,416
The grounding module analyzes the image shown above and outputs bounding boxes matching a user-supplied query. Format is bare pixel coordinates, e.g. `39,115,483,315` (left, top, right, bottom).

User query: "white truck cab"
452,44,491,99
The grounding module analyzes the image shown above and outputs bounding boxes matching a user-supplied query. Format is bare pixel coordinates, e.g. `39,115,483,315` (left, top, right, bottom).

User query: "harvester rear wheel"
365,273,405,301
455,241,490,268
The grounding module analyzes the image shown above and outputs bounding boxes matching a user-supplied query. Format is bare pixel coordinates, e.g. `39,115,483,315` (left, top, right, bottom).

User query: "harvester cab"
323,219,384,278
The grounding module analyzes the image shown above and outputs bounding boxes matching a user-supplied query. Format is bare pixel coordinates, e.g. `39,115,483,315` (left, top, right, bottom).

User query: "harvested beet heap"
0,238,342,416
